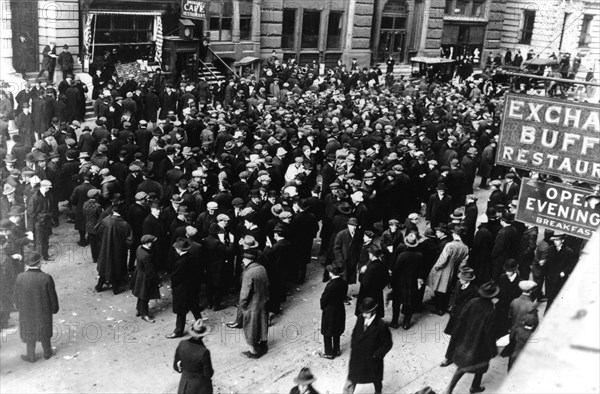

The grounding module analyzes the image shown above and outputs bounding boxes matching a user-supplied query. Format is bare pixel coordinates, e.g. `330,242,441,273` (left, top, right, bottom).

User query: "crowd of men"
0,48,585,393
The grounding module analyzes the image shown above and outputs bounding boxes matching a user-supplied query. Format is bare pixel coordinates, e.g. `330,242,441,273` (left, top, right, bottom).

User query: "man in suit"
356,245,389,320
289,198,319,283
343,297,393,394
546,233,578,309
14,252,59,362
319,264,348,359
502,173,520,204
491,212,519,280
38,42,57,82
333,217,362,285
27,179,54,260
173,319,214,393
57,44,74,81
426,183,453,228
509,280,538,330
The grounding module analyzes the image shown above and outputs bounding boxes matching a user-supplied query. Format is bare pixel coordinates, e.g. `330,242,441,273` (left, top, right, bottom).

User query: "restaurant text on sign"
181,0,206,19
497,94,600,182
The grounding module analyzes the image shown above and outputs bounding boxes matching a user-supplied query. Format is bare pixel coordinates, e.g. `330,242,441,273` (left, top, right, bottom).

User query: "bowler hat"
358,297,378,314
458,267,476,281
173,238,192,251
503,258,519,272
240,235,259,249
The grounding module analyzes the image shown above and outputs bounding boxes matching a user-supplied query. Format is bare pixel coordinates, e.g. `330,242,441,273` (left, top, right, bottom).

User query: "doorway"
10,0,39,73
378,16,406,63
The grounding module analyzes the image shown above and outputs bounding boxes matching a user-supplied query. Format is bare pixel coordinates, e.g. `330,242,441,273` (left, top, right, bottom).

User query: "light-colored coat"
427,239,469,293
240,262,269,347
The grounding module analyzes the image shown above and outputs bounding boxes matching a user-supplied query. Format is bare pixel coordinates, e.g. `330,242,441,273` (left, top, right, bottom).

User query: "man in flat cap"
131,234,160,323
27,179,55,260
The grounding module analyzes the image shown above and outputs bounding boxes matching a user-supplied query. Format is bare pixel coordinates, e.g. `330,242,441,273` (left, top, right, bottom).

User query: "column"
343,0,357,53
417,0,431,55
232,0,240,42
0,0,16,76
251,0,260,44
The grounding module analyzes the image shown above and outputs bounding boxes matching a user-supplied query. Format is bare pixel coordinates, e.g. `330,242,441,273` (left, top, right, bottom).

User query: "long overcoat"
239,261,269,346
14,268,59,342
69,182,94,231
427,240,469,293
96,214,132,282
171,251,200,314
446,297,497,373
392,247,425,307
444,281,479,335
320,276,348,337
355,258,389,318
348,316,393,383
174,338,214,394
131,246,160,300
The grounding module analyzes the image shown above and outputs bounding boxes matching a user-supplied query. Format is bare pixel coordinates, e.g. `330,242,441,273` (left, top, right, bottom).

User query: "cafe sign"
181,0,206,20
516,178,599,239
497,94,600,183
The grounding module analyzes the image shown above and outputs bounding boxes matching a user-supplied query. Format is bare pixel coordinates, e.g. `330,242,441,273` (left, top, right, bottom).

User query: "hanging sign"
181,0,207,20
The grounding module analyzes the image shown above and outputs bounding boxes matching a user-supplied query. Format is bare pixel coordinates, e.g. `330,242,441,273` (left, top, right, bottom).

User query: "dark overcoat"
447,297,497,373
444,281,479,335
348,316,393,383
174,338,214,394
356,259,389,318
131,246,160,300
263,238,293,306
171,251,200,314
96,214,132,281
14,268,59,342
468,224,494,283
493,273,522,339
70,182,94,231
320,276,348,337
392,247,424,307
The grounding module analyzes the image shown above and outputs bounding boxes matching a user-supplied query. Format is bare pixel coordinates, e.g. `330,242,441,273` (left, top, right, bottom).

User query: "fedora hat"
189,319,209,339
0,219,12,230
2,184,15,195
358,297,378,314
326,264,344,277
26,252,43,266
550,232,565,241
294,367,316,385
502,258,518,272
450,208,465,221
337,202,352,215
478,281,500,299
7,205,25,216
458,267,476,281
240,235,259,249
173,238,192,251
405,232,419,248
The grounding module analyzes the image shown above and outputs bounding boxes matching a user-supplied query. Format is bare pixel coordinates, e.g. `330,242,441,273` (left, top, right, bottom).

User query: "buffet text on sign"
516,178,599,239
497,94,600,182
181,0,206,19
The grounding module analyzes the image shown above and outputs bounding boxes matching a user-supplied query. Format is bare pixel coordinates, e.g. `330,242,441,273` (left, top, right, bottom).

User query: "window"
94,15,153,44
240,17,252,40
209,17,220,30
281,9,296,49
454,0,468,15
301,10,321,48
520,10,536,44
327,11,343,49
472,0,485,17
445,0,487,17
579,14,594,47
381,16,394,29
206,0,233,41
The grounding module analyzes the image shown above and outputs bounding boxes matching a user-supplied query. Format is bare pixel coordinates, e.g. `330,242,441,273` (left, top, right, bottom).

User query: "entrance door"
10,0,39,72
378,30,406,63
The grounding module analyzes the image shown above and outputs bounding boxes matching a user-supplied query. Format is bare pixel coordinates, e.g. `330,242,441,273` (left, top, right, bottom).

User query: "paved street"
0,187,519,394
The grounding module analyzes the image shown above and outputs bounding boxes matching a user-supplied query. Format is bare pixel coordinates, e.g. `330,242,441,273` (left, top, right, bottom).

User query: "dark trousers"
78,229,86,244
323,335,340,356
391,295,413,325
62,69,73,80
206,275,223,309
128,243,139,272
295,242,312,283
88,234,99,262
26,338,52,360
446,370,484,394
174,307,202,335
343,379,382,394
479,176,488,188
531,263,546,301
136,298,149,316
34,224,51,259
38,66,55,82
434,291,450,312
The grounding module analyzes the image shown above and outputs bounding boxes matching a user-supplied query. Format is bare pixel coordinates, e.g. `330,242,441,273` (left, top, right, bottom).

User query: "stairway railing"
198,57,220,82
207,46,239,78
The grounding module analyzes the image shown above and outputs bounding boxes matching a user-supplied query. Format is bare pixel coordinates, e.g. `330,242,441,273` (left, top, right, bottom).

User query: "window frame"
301,9,321,49
519,10,536,45
281,8,296,50
579,14,594,47
326,11,344,49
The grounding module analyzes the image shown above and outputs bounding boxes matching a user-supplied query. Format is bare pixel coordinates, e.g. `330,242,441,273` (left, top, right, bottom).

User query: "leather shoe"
141,315,155,323
470,387,485,393
226,322,241,329
43,350,54,360
318,351,333,360
402,322,411,330
389,322,400,329
434,309,445,316
21,355,37,363
440,359,452,367
241,351,262,359
165,332,184,339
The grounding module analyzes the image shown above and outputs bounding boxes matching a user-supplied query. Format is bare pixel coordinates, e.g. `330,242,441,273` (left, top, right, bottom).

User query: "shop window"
282,9,296,49
209,17,220,30
301,10,321,49
579,14,593,47
240,17,252,40
94,14,153,45
327,11,343,49
520,10,536,44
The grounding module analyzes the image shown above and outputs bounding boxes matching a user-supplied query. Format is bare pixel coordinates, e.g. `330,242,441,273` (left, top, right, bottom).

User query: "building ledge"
443,15,488,24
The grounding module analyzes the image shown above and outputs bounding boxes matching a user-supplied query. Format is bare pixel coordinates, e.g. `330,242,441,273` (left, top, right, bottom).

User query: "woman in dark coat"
174,319,214,394
444,282,499,394
131,235,160,322
319,264,348,359
390,233,425,329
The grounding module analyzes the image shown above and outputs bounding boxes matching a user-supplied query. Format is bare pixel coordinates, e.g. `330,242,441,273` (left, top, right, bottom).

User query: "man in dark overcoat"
239,250,269,358
127,192,149,272
69,174,95,246
343,297,393,394
468,216,494,283
95,203,133,294
173,319,214,394
131,234,160,323
333,217,362,284
426,183,453,228
444,282,499,394
545,232,578,309
289,198,319,283
356,245,389,319
440,267,479,367
167,238,203,338
492,259,522,339
390,233,425,330
263,227,292,315
491,212,519,280
27,179,54,260
319,264,348,359
202,222,228,311
14,252,59,362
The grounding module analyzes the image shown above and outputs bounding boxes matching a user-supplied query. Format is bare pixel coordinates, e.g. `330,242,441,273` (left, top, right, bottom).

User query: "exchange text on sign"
497,94,600,182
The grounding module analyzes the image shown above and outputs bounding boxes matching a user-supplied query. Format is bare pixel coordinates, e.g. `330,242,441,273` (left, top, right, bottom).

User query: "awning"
234,56,262,66
89,10,162,15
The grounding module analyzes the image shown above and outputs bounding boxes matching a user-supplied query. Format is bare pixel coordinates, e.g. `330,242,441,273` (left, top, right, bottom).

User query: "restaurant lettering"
181,0,206,19
497,94,600,182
